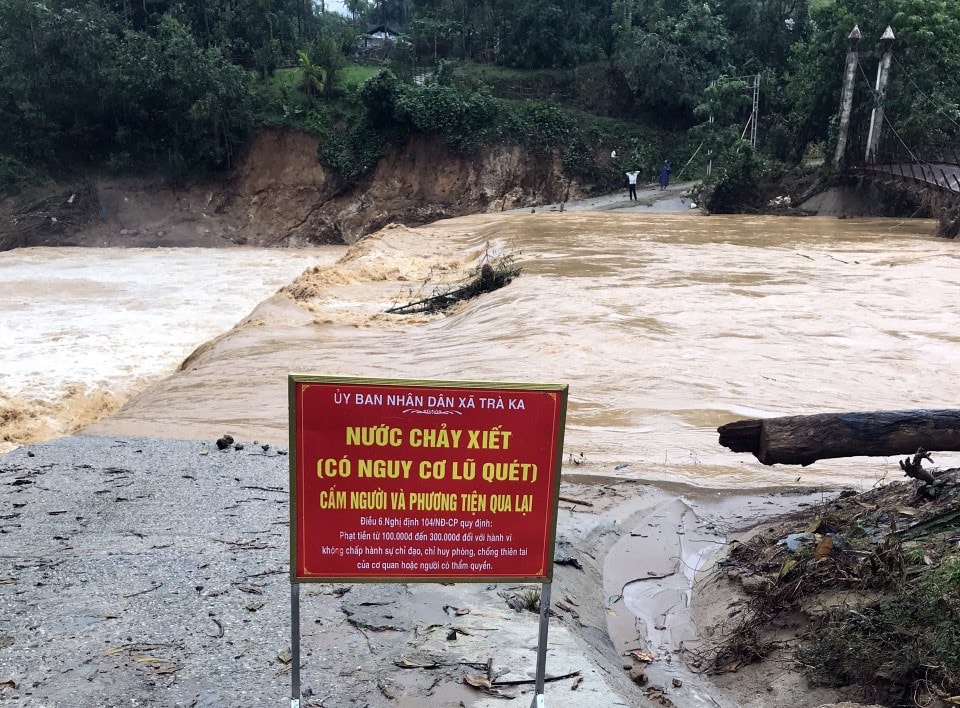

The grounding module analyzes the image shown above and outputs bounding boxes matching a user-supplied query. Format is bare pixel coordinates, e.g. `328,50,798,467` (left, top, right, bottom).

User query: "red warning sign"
290,377,567,583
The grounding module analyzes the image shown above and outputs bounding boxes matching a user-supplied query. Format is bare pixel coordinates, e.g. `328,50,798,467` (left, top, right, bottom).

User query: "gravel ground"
0,435,655,707
509,180,699,214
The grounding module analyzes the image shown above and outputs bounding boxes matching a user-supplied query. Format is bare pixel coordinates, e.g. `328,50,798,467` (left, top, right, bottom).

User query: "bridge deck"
863,162,960,194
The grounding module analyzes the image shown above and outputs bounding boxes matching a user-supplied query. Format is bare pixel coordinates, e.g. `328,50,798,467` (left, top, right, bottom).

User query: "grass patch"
451,61,574,101
252,68,308,105
252,63,378,131
798,552,960,704
338,63,380,91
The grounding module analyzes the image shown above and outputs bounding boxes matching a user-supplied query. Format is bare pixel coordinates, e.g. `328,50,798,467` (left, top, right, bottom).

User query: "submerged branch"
387,255,521,315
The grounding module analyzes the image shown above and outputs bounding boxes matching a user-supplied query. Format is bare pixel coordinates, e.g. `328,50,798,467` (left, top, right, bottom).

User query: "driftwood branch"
387,258,521,315
492,670,581,686
899,448,936,484
558,495,594,507
717,409,960,466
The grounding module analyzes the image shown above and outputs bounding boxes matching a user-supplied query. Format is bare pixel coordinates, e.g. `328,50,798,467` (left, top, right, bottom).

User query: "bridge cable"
857,62,919,163
855,63,960,193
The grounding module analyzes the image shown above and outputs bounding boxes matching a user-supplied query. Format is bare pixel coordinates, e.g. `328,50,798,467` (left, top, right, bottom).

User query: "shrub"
701,148,763,213
0,155,34,194
395,84,499,151
317,119,389,179
502,100,575,148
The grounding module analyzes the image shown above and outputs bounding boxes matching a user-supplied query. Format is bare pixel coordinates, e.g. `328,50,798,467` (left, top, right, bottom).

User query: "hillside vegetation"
2,1,960,212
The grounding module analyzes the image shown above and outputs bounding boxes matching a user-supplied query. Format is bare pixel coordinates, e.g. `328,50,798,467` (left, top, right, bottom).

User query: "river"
5,212,960,489
0,246,341,452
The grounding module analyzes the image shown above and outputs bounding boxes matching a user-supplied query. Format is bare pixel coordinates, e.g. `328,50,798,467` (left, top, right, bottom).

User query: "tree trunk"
717,409,960,466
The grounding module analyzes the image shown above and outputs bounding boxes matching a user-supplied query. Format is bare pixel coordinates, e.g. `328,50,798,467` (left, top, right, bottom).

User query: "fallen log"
717,409,960,466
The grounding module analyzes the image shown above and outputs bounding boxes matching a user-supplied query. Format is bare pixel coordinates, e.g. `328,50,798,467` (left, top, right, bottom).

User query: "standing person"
625,169,640,200
659,160,671,190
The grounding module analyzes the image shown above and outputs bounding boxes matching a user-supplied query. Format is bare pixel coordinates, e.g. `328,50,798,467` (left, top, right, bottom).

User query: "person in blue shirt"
659,160,671,190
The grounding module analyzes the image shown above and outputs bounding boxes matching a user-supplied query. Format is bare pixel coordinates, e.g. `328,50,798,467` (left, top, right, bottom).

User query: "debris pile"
0,185,100,251
701,463,960,706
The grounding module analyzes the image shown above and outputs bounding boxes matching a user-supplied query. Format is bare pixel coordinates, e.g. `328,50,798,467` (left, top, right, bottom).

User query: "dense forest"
1,0,959,198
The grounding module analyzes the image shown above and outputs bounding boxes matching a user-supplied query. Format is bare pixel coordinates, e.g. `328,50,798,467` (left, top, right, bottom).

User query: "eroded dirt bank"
0,128,584,251
219,128,584,246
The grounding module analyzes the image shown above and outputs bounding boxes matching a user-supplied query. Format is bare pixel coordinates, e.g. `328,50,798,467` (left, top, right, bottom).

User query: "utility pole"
706,112,714,178
749,74,760,150
865,26,895,164
833,25,861,168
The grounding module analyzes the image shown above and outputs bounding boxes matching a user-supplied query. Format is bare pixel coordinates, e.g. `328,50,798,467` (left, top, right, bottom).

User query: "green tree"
345,0,371,23
612,0,735,122
100,15,253,169
692,76,753,158
298,50,328,96
499,0,605,69
306,30,345,94
0,0,119,163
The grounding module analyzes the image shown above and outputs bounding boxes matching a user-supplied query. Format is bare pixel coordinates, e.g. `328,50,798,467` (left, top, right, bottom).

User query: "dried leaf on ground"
396,655,438,669
814,535,834,557
463,674,493,689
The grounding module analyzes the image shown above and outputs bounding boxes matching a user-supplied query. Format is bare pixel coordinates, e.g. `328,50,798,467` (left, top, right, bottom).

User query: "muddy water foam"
1,246,343,448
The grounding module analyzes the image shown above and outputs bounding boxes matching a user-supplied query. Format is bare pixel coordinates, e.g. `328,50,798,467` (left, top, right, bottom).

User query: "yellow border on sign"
289,375,568,584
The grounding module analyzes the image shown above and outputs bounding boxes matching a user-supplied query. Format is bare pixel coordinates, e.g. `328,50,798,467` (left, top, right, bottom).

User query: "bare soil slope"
1,128,584,251
219,128,583,246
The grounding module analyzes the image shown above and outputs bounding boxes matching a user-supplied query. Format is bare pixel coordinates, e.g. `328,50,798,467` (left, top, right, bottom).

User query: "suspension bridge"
834,25,960,235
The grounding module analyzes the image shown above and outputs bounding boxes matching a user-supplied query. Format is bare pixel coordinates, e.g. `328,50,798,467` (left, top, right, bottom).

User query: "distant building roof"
364,25,400,37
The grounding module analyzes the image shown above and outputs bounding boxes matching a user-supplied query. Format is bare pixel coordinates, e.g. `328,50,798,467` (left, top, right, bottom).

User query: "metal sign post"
531,581,552,707
290,584,300,708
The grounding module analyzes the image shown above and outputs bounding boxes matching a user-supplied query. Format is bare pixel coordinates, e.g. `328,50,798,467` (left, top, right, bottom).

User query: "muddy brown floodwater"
0,246,341,451
86,211,960,491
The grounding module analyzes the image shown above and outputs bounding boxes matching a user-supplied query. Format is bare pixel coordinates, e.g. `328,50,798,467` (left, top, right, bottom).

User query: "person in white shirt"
625,170,640,200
